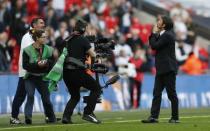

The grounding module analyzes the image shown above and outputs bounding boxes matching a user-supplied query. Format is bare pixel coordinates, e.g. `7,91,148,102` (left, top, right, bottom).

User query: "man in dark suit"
142,15,179,123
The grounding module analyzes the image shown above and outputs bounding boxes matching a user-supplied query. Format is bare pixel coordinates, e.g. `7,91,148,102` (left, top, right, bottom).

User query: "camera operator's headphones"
74,19,87,34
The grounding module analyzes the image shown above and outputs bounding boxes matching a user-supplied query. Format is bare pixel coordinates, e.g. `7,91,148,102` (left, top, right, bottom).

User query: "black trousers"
11,77,26,118
129,78,142,108
63,69,101,119
151,71,179,120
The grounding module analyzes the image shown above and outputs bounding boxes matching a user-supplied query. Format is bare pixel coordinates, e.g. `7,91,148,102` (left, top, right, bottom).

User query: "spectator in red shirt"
129,48,145,108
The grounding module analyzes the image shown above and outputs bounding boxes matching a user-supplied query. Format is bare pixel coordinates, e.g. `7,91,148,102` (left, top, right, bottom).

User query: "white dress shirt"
18,32,34,77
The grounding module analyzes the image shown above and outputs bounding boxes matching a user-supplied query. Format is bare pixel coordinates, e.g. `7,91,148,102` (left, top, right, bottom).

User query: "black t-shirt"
66,35,91,64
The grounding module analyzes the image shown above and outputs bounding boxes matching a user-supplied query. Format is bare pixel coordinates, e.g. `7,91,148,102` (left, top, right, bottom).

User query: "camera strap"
64,32,81,46
65,57,88,69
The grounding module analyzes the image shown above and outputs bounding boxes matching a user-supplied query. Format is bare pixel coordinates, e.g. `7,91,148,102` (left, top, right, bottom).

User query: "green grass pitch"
0,108,210,131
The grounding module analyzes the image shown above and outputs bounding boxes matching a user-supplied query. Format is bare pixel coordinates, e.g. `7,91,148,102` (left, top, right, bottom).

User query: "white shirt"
18,32,34,77
175,42,192,62
122,13,131,27
174,20,187,40
114,44,133,58
52,0,65,10
160,30,166,36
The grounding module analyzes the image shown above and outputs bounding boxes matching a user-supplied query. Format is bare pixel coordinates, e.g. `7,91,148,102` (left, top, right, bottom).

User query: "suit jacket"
149,30,177,75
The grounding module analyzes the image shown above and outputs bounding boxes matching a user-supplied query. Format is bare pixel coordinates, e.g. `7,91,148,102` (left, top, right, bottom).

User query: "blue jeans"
24,76,55,121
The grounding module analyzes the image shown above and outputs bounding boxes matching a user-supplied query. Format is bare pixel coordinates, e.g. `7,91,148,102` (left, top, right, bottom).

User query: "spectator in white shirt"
10,17,45,125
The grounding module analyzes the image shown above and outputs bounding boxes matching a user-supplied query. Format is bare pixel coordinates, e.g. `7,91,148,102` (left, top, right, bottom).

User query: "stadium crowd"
0,0,209,109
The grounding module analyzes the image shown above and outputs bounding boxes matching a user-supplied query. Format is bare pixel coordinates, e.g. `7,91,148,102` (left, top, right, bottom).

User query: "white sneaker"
82,114,101,124
10,117,22,125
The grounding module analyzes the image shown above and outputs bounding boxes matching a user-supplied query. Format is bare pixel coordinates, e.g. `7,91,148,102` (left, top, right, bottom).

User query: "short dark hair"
74,19,87,34
30,29,45,41
31,17,44,28
161,15,173,30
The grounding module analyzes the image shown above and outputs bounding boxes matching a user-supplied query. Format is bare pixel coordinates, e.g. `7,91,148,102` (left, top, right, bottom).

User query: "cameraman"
62,19,101,124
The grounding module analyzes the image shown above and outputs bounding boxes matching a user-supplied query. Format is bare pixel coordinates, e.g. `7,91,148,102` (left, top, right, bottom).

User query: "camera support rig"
84,38,119,103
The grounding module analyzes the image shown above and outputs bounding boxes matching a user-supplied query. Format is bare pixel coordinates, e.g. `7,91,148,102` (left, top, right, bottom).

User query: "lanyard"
38,47,43,61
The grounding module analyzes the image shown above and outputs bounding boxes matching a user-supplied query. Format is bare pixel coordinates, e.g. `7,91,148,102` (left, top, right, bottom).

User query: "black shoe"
77,112,82,116
141,117,158,123
25,118,32,125
10,117,22,125
45,117,61,123
56,117,61,121
62,117,73,124
82,114,101,124
168,118,180,123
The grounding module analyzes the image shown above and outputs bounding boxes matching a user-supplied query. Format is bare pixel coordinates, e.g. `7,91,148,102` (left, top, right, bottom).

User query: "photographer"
62,19,101,124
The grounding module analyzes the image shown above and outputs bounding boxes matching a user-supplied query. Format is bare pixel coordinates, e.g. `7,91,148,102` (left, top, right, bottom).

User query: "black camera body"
95,38,115,56
91,63,109,74
86,35,115,74
86,36,115,58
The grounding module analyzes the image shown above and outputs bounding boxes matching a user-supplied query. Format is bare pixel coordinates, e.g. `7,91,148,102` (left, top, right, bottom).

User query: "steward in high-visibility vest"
22,29,57,124
23,44,54,79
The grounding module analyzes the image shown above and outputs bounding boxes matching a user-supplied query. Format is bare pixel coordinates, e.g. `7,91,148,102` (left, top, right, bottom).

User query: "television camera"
85,36,115,74
82,36,119,103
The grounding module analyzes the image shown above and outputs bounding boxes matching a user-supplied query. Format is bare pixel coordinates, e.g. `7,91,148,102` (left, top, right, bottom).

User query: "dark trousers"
11,77,26,118
24,76,55,121
63,69,101,119
151,71,179,119
129,78,142,108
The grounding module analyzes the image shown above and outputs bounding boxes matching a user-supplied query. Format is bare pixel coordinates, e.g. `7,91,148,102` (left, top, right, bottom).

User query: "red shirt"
129,57,144,82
